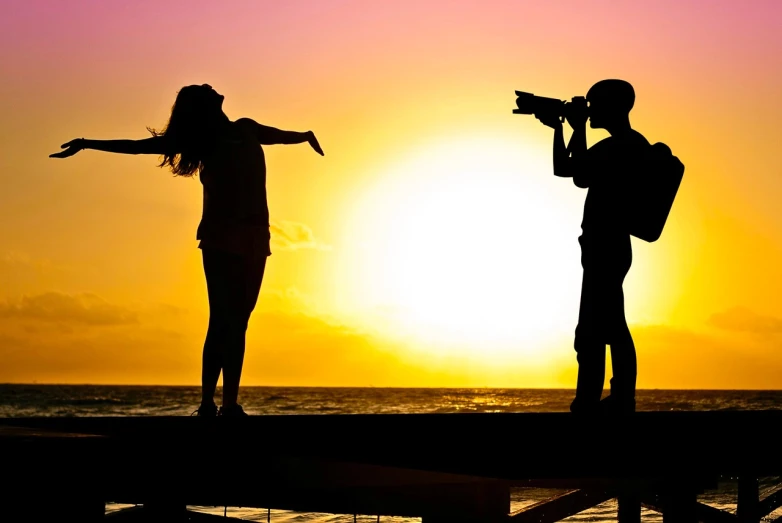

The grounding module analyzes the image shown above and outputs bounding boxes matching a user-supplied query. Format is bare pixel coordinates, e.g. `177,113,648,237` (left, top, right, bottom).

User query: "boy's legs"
571,233,634,413
571,265,607,413
605,271,636,409
604,238,636,411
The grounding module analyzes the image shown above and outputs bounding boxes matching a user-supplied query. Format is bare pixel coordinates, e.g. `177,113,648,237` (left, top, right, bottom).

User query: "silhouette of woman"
50,84,324,417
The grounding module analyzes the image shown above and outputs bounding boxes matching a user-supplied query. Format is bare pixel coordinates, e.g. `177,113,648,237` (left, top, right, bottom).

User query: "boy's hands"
535,113,563,129
565,96,588,129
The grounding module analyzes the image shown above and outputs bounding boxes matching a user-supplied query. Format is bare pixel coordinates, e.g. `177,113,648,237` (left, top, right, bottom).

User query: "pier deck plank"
1,412,780,520
5,411,782,476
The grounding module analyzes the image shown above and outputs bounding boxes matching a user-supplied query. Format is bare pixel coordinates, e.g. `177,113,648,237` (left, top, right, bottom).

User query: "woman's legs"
201,321,223,408
201,248,267,409
201,249,238,407
220,253,266,407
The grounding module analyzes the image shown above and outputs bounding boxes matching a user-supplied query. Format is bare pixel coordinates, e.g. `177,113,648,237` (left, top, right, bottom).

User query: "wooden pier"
1,411,781,522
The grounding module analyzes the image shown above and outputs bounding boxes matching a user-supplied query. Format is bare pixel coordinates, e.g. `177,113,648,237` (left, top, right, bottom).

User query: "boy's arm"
563,99,590,188
551,120,569,177
535,115,574,178
569,126,591,188
536,101,590,185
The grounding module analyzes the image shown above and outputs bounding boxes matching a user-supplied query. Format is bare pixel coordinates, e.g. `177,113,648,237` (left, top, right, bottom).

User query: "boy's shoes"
598,394,636,415
569,395,635,415
191,401,218,417
569,396,600,415
218,404,249,417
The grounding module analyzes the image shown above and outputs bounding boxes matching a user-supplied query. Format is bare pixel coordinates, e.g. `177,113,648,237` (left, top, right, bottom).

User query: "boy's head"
586,79,635,130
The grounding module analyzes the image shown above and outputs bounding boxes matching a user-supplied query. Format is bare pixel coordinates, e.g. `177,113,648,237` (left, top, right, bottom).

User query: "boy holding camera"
536,79,649,415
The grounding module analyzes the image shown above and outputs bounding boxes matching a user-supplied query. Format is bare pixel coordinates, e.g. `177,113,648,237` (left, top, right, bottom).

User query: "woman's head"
174,83,225,115
149,84,227,177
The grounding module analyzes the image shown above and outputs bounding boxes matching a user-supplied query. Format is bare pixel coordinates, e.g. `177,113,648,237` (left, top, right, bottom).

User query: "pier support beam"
509,489,615,523
421,481,509,523
737,477,760,523
759,485,782,519
661,490,698,523
618,493,641,523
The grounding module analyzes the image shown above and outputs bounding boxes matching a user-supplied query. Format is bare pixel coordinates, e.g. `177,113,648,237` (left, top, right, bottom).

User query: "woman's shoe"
191,402,218,417
218,404,249,417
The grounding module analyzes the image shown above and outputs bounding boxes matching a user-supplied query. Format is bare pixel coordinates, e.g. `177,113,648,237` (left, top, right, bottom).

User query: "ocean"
1,385,781,522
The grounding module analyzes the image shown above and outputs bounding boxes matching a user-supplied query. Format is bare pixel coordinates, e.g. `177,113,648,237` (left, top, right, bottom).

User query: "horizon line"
2,383,782,392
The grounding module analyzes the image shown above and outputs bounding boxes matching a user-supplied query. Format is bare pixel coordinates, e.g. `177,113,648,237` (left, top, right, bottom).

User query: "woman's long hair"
148,85,226,177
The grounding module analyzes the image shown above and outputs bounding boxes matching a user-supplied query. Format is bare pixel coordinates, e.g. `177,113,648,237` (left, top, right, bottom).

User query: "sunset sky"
2,0,782,388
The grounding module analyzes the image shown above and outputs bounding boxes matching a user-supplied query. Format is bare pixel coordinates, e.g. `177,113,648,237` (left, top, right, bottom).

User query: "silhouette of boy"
537,79,648,414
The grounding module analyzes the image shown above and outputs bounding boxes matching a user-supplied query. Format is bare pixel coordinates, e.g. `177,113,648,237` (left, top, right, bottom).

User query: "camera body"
513,91,585,120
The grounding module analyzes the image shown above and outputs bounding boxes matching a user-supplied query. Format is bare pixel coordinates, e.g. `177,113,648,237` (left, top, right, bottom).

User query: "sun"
338,135,586,359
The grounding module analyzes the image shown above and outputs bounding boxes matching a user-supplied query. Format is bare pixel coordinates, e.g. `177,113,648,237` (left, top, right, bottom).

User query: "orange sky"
2,1,782,388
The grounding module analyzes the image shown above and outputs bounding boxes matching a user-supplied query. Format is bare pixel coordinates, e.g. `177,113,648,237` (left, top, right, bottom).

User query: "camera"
513,91,586,120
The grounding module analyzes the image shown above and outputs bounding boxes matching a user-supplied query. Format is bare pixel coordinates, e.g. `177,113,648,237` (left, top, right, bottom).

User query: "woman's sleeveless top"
196,123,271,258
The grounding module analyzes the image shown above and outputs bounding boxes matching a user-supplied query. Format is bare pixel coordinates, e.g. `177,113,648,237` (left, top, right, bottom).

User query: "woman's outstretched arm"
50,136,171,159
236,118,324,155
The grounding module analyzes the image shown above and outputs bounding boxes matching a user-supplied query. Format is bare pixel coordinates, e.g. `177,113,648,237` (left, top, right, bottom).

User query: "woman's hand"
307,131,324,156
50,138,86,158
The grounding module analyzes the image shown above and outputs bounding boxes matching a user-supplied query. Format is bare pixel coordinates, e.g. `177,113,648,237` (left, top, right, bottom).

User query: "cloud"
0,297,419,386
4,288,782,388
0,251,71,275
628,323,782,389
0,326,193,384
0,292,138,326
270,220,331,251
706,306,782,334
0,252,74,297
255,286,318,315
0,284,453,386
0,251,65,279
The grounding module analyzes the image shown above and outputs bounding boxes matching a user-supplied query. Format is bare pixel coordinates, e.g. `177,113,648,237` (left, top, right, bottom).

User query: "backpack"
624,142,684,242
